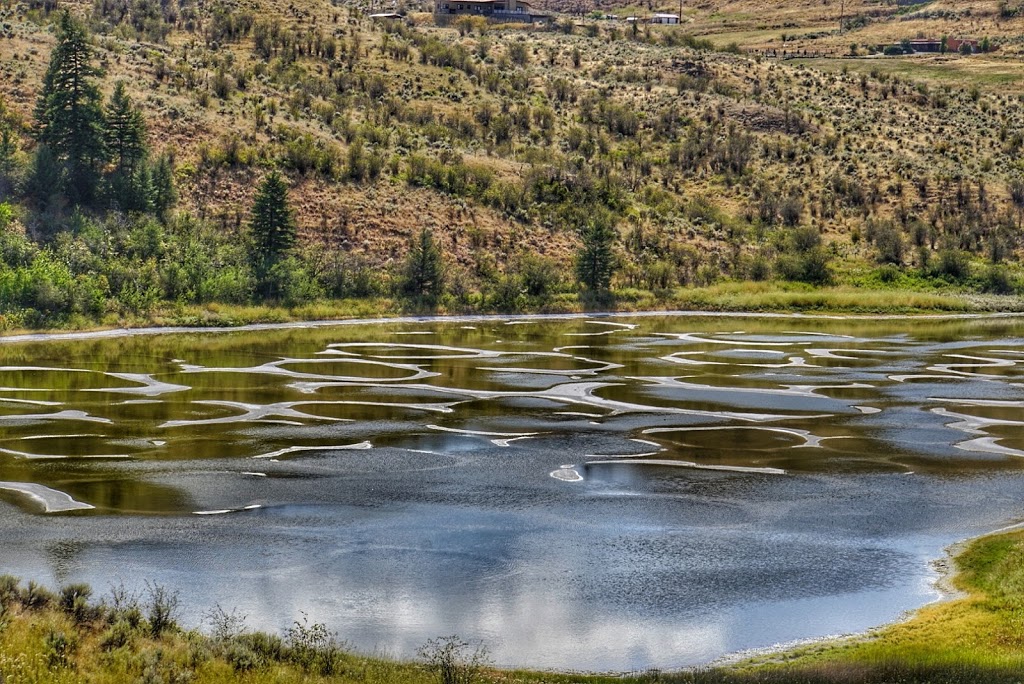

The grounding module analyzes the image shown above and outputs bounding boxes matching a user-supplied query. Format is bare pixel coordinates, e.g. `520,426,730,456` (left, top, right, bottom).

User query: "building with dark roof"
434,0,549,23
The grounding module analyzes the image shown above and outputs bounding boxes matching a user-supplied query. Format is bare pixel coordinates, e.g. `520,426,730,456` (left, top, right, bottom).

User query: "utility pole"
838,0,845,33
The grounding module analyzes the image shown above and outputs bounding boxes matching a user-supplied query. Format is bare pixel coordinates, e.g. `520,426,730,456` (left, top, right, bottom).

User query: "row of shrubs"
2,205,1018,332
0,575,355,678
0,200,584,325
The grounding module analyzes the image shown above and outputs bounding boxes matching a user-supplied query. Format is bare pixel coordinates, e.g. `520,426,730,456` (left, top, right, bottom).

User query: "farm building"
651,13,680,24
434,0,549,23
907,39,942,52
947,37,979,52
893,37,980,54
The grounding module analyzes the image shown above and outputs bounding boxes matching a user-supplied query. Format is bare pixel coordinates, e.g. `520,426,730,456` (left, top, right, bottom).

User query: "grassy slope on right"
729,529,1024,682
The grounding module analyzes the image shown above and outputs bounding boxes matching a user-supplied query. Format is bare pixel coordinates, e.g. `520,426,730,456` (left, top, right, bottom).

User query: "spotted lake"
2,314,1024,670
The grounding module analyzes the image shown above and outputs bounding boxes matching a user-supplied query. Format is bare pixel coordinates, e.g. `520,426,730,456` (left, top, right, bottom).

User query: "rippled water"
3,314,1024,670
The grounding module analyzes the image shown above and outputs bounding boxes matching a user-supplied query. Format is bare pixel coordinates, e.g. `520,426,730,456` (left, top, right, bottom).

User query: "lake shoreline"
705,526,995,671
3,303,1024,344
722,525,1024,680
2,283,1023,338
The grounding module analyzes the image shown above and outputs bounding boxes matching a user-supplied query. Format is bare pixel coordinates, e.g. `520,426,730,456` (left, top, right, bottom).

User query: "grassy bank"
4,282,1020,336
3,530,1024,683
743,528,1024,680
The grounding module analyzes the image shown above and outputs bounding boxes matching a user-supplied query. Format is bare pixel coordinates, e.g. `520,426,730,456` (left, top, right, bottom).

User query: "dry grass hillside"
587,0,1024,54
2,0,1024,314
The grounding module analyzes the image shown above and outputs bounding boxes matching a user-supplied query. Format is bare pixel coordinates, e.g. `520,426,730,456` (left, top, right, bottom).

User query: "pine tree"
25,144,62,211
150,152,177,219
0,100,19,199
104,81,147,174
107,164,152,213
574,218,617,291
250,171,295,297
401,228,444,303
127,163,154,212
0,125,16,177
34,12,106,205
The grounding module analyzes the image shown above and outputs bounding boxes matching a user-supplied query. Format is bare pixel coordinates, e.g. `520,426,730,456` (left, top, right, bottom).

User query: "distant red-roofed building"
946,37,979,53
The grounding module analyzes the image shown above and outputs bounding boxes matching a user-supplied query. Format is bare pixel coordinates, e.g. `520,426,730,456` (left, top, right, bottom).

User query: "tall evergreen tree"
24,144,62,211
104,82,167,214
0,100,20,199
104,81,146,173
34,11,106,205
574,218,617,292
150,152,177,219
401,227,444,303
249,171,295,296
0,125,16,176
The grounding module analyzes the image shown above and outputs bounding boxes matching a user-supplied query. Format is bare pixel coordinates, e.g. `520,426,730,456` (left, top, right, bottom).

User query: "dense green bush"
872,222,906,265
932,249,972,281
982,264,1016,294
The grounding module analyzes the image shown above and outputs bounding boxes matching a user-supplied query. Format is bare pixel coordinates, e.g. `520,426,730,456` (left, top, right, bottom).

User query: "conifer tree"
25,145,62,210
150,152,177,219
104,81,147,173
0,125,16,178
401,228,444,303
0,99,20,199
104,80,150,209
249,171,295,296
574,218,617,292
34,11,106,205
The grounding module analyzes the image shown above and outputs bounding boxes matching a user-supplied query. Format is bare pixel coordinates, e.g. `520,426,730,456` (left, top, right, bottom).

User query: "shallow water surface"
3,314,1024,670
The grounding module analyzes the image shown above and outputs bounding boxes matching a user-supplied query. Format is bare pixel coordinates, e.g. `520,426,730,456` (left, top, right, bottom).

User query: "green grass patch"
657,281,995,314
0,282,1015,338
734,530,1024,681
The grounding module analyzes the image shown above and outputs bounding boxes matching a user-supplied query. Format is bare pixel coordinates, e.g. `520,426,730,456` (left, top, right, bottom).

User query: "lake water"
2,313,1024,671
